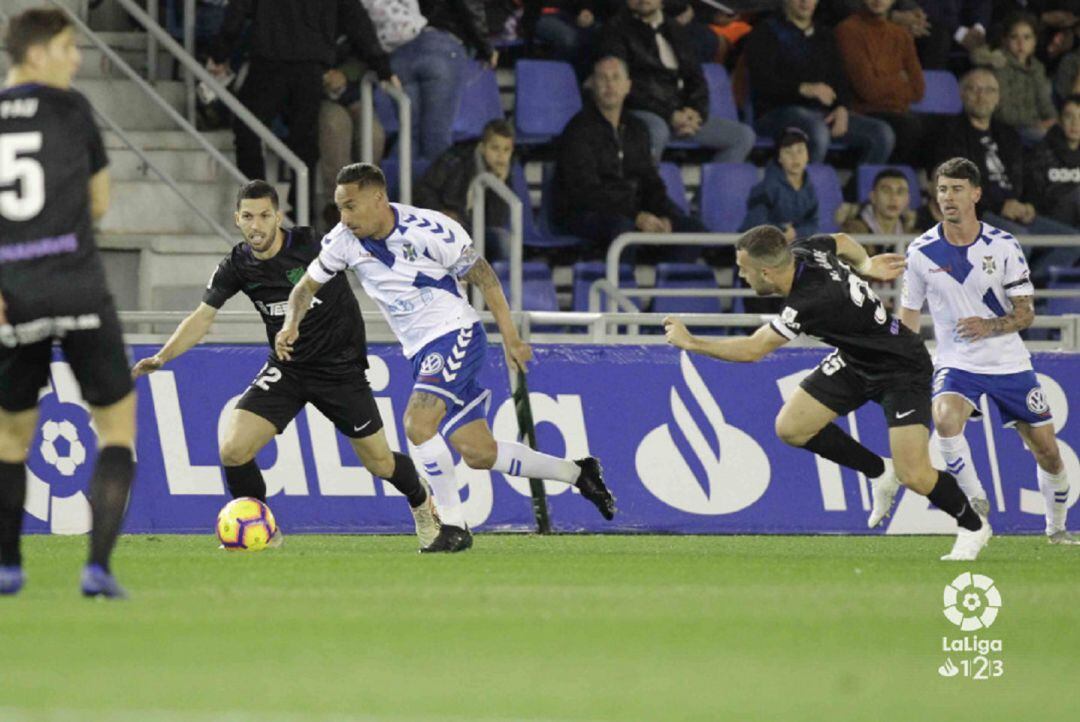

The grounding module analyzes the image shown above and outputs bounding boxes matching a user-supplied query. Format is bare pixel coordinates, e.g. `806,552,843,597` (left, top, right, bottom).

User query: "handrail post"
469,173,523,312
146,0,158,80
360,73,413,203
183,0,196,123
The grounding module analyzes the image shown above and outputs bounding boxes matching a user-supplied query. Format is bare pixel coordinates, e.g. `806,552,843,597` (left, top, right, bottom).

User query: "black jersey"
769,235,930,381
203,227,368,369
0,84,110,320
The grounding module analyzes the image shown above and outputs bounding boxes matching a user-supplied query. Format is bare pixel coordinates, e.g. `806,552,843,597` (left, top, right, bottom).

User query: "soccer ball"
216,497,278,551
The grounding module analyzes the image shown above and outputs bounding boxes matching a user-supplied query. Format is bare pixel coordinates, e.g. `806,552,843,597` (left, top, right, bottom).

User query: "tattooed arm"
461,256,532,373
955,295,1035,341
274,272,324,361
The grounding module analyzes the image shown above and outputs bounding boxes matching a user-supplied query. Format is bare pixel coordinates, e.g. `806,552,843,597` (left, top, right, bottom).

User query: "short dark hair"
480,118,514,143
336,163,387,190
235,180,278,210
872,168,909,189
933,157,981,188
1063,94,1080,110
1002,11,1040,41
777,126,809,151
4,8,72,65
736,225,793,267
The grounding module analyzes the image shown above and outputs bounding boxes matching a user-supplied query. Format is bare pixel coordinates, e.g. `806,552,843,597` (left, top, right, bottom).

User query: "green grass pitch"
1,534,1077,722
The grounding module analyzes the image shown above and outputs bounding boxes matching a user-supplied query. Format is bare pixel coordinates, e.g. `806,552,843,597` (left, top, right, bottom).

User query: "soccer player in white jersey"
275,163,615,552
900,157,1077,553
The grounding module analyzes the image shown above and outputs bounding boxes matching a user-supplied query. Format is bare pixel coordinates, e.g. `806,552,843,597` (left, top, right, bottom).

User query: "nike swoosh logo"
353,420,373,432
896,409,916,419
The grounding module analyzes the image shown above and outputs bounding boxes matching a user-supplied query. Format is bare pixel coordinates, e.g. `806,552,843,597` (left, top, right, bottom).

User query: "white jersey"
308,203,480,358
901,222,1034,374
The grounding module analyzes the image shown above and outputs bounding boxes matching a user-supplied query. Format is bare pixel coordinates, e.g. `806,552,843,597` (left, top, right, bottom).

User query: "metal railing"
109,0,310,226
361,72,412,203
469,172,523,311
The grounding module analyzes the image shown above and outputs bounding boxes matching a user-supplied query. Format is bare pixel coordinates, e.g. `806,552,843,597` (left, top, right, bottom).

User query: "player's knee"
774,417,811,447
219,440,256,467
895,463,936,494
1033,444,1063,474
457,438,497,470
403,415,438,446
366,453,396,480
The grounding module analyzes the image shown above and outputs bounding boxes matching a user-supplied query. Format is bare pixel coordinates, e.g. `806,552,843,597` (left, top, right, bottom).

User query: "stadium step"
102,129,235,152
99,179,289,235
79,78,187,130
107,147,238,183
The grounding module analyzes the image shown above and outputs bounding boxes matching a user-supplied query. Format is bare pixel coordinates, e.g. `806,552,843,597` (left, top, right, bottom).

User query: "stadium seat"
534,162,589,248
699,162,760,232
856,164,922,209
514,60,582,144
380,157,431,203
910,70,962,115
492,260,559,311
652,262,723,314
658,162,690,214
571,261,638,311
452,62,503,142
1046,266,1080,315
807,163,843,233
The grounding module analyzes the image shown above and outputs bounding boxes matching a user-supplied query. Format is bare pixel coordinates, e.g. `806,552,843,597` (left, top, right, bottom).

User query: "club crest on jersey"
1026,387,1050,415
982,256,997,275
419,352,445,376
780,307,800,330
286,267,305,285
402,243,418,262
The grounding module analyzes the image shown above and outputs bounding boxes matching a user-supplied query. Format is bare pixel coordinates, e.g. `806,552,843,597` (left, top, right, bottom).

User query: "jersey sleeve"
75,92,108,174
769,296,820,341
202,256,242,309
308,228,357,284
900,251,927,311
1002,240,1034,298
417,213,478,278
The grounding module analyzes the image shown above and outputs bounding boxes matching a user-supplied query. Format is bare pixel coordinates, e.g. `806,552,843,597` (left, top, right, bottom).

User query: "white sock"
493,441,580,484
1037,465,1069,534
936,433,987,502
410,435,466,528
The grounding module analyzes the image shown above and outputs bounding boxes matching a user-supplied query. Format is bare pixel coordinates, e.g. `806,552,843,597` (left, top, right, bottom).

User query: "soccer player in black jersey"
131,181,439,548
664,227,991,560
0,9,136,597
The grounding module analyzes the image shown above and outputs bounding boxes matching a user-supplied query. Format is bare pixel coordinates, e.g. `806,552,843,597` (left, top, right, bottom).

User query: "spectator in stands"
522,1,609,74
839,167,919,234
973,12,1057,144
414,119,518,259
740,128,820,239
933,68,1077,242
887,1,991,70
744,0,895,165
361,0,497,164
1026,94,1080,228
989,0,1079,68
837,0,928,166
552,56,708,259
598,0,756,162
208,0,394,217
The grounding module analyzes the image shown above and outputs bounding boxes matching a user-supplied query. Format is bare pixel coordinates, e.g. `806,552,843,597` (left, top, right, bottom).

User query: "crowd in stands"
181,0,1080,292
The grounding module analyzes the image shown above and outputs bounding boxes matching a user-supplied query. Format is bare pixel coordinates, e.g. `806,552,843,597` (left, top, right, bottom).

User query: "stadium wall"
23,344,1080,535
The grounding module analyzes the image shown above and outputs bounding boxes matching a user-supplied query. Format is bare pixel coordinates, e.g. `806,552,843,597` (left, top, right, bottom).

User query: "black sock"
386,452,426,508
801,424,886,478
927,471,983,531
224,460,266,502
0,461,27,567
88,446,135,572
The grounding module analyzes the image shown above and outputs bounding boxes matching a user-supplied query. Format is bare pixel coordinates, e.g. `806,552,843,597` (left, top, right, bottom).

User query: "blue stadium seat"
807,163,843,233
658,162,690,214
571,261,638,311
910,70,962,115
491,260,559,311
856,164,922,209
653,263,722,314
381,157,431,203
514,60,582,144
1046,266,1080,315
534,162,589,248
699,162,760,232
669,63,740,150
452,62,503,142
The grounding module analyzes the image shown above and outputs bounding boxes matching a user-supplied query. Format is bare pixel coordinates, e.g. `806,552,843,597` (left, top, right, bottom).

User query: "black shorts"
0,301,133,412
800,350,933,429
236,358,383,438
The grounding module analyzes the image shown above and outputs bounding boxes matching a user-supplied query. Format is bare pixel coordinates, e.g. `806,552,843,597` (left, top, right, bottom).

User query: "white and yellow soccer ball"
216,497,278,551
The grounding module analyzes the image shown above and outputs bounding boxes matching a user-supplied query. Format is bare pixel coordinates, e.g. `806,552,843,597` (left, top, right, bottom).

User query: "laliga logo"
635,352,770,514
943,572,1002,631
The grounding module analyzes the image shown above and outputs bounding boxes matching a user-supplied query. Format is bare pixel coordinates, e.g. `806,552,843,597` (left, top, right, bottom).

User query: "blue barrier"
23,344,1080,535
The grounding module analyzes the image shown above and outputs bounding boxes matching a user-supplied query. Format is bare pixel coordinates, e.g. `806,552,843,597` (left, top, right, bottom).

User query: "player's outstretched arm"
132,303,217,377
956,294,1035,341
462,256,532,373
831,233,906,282
275,272,324,361
663,317,789,362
